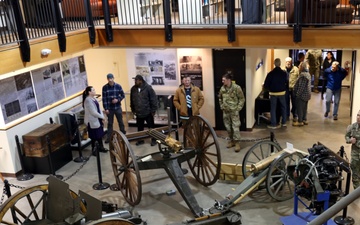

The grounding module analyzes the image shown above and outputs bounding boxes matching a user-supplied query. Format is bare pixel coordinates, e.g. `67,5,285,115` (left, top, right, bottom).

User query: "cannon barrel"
251,150,288,172
147,129,182,152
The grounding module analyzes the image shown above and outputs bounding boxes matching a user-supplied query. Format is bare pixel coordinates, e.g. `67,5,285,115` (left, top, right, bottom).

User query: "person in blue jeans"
323,61,347,120
264,58,288,129
102,73,126,143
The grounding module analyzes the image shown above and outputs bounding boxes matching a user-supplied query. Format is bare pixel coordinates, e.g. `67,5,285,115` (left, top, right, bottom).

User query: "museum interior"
1,0,360,225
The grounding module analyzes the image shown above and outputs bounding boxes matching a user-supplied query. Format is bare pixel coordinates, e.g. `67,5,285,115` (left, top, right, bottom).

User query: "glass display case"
124,91,179,129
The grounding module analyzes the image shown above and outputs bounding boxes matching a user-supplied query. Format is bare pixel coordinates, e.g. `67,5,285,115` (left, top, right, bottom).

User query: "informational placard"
133,51,178,87
0,56,88,124
0,72,37,124
32,63,65,109
179,56,203,90
61,56,88,97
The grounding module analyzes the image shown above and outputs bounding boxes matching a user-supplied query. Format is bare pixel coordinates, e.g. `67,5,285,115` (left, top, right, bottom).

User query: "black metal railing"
1,0,359,47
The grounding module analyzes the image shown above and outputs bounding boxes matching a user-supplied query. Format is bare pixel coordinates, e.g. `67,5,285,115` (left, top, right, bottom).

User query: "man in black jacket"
130,75,158,146
264,58,288,129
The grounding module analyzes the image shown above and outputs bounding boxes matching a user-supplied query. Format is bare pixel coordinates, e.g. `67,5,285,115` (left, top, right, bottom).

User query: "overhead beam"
97,28,360,49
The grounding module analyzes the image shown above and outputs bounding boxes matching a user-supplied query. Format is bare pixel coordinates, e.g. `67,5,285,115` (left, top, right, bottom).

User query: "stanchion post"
4,180,17,223
14,135,34,181
46,135,63,181
334,146,354,225
93,142,110,190
270,131,275,153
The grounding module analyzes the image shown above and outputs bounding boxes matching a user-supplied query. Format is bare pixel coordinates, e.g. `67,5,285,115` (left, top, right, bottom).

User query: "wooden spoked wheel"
87,217,135,225
109,130,142,206
0,184,85,224
183,115,221,186
242,140,282,179
266,152,303,201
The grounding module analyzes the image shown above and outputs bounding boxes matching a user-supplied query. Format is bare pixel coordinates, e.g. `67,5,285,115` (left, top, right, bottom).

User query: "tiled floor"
1,87,359,225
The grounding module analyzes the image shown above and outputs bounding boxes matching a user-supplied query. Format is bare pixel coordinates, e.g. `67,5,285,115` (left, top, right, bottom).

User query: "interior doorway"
212,49,246,131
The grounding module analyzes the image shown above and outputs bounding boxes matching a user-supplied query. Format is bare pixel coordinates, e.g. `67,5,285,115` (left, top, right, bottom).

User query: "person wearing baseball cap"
133,75,144,81
102,73,126,143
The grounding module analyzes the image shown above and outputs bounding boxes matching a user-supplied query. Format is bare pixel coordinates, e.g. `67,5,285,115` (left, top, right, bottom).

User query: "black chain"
0,186,6,205
9,183,25,189
62,155,90,182
0,158,89,205
0,183,25,205
217,135,271,143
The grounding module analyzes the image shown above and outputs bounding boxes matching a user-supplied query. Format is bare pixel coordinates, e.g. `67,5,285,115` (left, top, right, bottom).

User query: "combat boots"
234,142,241,152
226,140,235,148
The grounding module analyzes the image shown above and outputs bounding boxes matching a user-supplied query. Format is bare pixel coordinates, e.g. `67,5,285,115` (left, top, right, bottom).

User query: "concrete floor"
1,87,359,225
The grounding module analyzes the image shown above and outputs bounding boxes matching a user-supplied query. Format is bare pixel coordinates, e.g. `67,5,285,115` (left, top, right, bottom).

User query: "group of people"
81,71,245,154
264,50,348,129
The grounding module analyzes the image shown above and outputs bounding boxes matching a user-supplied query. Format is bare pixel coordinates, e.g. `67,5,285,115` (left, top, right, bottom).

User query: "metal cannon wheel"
266,152,303,201
183,115,221,186
242,140,282,179
0,184,85,224
110,130,142,206
87,217,135,225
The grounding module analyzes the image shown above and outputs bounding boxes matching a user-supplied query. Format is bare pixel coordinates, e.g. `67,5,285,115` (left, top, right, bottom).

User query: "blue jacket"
324,66,347,91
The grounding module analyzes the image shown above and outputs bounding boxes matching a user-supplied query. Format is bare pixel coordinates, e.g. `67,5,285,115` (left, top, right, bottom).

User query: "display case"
59,103,91,152
124,91,179,129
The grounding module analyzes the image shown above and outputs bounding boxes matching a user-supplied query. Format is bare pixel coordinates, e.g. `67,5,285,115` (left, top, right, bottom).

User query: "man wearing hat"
102,73,126,143
130,75,158,146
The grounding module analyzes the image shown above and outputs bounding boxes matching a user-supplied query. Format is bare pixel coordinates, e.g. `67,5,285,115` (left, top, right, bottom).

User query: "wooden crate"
23,124,68,157
219,163,252,183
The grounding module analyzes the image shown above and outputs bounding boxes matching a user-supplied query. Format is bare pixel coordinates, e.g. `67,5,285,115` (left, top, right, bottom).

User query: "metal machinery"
0,176,145,225
281,143,352,225
109,116,222,218
109,115,306,225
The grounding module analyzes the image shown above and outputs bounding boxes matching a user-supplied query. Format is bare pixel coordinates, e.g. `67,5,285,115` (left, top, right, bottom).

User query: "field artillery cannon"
109,115,222,218
0,176,144,225
170,140,306,225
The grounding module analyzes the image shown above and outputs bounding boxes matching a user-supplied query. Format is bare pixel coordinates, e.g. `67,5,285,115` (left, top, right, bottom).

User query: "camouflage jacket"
345,122,360,149
219,83,245,112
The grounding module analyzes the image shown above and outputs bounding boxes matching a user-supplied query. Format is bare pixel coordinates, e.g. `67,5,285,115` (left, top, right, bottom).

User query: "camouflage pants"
223,111,241,141
310,67,320,88
351,149,360,189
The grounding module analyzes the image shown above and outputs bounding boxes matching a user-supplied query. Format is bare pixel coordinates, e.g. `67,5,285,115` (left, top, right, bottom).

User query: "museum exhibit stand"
59,102,91,162
16,123,72,175
124,91,180,129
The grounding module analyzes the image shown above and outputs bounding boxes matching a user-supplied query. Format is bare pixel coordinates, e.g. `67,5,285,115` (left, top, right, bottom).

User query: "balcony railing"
1,0,359,51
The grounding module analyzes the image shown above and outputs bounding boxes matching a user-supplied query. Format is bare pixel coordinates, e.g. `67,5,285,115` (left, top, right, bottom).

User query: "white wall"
351,51,360,122
274,49,290,66
177,48,215,126
245,48,269,128
0,54,86,174
0,96,81,174
341,50,353,87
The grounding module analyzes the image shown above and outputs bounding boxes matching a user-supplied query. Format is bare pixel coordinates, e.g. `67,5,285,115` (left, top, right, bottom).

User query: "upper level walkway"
1,0,359,43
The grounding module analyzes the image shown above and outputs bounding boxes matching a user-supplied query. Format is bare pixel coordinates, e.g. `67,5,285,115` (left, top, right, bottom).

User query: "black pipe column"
93,142,110,190
14,135,34,181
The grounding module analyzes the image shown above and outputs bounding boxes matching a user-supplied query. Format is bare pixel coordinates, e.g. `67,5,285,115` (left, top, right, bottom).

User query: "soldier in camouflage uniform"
219,73,245,152
345,110,360,189
305,49,323,93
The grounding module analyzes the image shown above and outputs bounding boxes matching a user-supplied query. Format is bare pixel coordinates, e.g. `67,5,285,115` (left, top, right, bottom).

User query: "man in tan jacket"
173,75,204,127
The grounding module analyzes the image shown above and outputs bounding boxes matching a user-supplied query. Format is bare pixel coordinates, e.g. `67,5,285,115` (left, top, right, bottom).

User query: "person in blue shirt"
102,73,126,143
323,61,348,120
